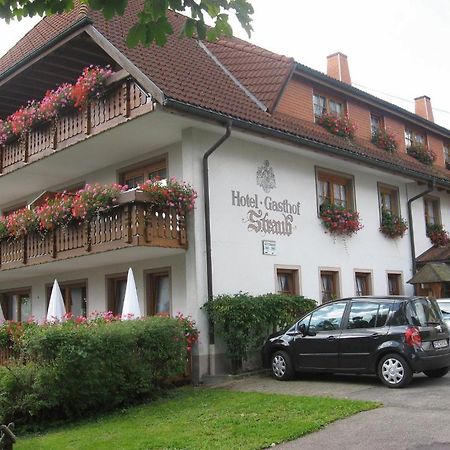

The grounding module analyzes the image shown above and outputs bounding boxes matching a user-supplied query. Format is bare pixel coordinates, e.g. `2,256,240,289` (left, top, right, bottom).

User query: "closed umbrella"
121,268,141,320
0,304,5,323
47,279,66,322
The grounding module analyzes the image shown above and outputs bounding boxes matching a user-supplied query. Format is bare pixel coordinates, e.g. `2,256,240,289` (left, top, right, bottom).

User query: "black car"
262,296,450,388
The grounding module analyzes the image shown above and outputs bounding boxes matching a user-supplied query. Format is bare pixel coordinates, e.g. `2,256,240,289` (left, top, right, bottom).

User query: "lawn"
16,387,378,450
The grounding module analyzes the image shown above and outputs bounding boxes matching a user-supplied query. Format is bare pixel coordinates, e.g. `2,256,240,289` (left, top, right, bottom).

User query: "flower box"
406,144,436,165
371,129,398,153
426,224,450,247
316,113,357,139
379,210,408,238
319,202,363,236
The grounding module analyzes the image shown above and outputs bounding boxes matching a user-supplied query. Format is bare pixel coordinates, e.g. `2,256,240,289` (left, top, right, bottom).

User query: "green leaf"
126,23,147,48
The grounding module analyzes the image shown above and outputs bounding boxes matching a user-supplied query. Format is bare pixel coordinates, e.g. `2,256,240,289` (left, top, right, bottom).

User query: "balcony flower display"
426,224,450,247
0,180,198,242
0,66,112,145
379,210,408,238
316,113,357,139
407,143,436,166
138,178,198,211
319,202,363,236
371,129,398,153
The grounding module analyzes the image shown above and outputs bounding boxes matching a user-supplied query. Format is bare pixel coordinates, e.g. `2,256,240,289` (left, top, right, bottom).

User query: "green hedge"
0,317,188,426
203,293,316,370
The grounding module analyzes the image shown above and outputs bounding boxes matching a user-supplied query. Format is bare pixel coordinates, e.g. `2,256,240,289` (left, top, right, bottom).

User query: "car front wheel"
271,350,294,381
423,367,450,378
378,353,412,388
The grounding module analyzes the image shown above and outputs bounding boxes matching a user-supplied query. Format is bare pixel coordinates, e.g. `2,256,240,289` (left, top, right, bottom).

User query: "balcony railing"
0,71,153,175
0,191,187,271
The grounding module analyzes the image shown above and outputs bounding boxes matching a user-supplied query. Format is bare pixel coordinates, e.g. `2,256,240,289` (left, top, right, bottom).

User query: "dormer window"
405,129,425,149
313,94,343,119
370,114,384,136
444,143,450,170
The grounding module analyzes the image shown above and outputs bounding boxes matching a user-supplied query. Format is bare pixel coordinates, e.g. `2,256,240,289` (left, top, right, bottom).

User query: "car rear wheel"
423,367,450,378
378,353,412,388
271,350,294,381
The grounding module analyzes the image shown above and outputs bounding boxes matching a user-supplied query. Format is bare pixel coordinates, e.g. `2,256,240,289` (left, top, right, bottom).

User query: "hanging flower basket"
379,210,408,238
426,224,450,246
371,129,398,153
319,202,363,236
407,144,436,165
316,113,357,139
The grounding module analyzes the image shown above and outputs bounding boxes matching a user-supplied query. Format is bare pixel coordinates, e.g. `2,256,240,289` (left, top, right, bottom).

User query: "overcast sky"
0,0,448,129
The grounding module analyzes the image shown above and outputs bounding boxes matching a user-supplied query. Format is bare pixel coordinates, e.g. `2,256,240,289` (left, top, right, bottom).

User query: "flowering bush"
175,312,199,352
35,193,75,231
426,223,450,246
371,129,398,153
379,210,408,238
2,208,39,238
407,143,436,165
319,202,363,236
0,66,112,144
138,177,197,210
71,183,126,220
316,113,357,139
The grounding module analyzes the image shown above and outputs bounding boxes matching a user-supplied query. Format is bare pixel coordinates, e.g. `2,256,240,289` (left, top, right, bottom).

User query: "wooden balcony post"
22,236,27,265
123,204,133,244
83,221,91,252
0,146,3,174
132,203,145,245
22,133,29,164
51,230,57,258
179,211,187,247
122,79,131,118
84,101,92,135
51,120,57,150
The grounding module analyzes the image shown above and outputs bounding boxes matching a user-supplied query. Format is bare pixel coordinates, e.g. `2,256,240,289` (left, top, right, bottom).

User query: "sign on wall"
231,160,301,237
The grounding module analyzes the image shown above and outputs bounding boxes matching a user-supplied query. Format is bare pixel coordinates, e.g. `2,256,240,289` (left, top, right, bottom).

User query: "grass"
16,387,378,450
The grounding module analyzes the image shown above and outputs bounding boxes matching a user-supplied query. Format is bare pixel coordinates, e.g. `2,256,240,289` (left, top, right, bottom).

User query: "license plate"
433,339,448,349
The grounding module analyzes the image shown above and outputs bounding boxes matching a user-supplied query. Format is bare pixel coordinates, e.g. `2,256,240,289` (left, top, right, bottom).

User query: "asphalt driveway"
225,372,450,450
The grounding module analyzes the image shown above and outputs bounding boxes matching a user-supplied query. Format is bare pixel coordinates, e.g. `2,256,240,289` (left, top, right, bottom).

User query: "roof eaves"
0,16,92,83
163,97,450,188
295,62,450,138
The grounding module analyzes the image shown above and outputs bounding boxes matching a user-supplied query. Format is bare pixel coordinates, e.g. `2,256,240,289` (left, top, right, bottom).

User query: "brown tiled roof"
417,245,450,264
0,0,449,184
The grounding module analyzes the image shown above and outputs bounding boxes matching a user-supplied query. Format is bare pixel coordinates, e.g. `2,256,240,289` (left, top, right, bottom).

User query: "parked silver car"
437,299,450,328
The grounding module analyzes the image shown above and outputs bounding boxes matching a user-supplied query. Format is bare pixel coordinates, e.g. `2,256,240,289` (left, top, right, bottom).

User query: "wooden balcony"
0,71,153,176
0,191,187,271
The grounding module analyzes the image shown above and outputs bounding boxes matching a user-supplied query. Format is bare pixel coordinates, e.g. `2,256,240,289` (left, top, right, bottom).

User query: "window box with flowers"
379,210,408,239
426,224,450,247
319,202,363,236
316,113,357,139
406,143,436,166
371,129,398,153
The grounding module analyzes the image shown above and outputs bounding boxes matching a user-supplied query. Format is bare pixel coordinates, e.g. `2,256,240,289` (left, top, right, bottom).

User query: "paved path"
225,372,450,450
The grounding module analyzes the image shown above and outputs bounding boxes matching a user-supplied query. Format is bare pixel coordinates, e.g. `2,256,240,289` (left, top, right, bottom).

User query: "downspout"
407,181,435,275
203,122,232,302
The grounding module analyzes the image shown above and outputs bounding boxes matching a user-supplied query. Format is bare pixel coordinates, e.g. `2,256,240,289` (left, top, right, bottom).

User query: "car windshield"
406,298,443,327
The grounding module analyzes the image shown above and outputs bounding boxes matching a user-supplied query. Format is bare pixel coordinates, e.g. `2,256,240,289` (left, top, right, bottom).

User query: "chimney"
327,52,351,84
414,96,434,122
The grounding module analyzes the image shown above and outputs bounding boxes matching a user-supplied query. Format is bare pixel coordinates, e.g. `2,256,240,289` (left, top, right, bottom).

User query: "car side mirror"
299,323,313,336
307,325,317,336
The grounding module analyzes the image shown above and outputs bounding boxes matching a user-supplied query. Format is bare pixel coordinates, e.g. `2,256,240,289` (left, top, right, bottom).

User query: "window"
370,114,384,136
346,302,391,329
0,289,32,322
320,270,340,303
146,271,170,316
355,272,372,296
107,274,127,315
309,302,347,332
378,183,400,216
405,129,425,148
121,159,167,189
317,169,354,209
276,268,299,295
444,144,450,169
46,281,87,317
387,273,402,295
424,196,441,226
313,93,344,118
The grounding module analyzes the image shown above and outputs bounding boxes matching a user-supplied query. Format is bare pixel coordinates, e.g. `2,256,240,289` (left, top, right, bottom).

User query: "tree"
0,0,254,47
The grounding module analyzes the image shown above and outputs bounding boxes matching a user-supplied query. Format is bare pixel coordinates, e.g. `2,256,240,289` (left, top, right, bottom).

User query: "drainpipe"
203,122,232,301
407,181,435,275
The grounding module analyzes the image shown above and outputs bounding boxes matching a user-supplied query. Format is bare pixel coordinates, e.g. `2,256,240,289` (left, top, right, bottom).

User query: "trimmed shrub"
0,317,190,426
203,293,316,371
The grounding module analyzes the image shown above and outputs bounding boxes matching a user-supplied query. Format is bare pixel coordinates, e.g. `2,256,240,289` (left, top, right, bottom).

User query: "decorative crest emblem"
256,160,276,193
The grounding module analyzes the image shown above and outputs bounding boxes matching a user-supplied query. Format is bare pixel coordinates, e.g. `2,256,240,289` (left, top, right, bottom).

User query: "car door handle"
327,336,337,340
371,333,380,338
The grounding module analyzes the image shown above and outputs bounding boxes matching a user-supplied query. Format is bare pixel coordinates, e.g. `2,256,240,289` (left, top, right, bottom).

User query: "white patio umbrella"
47,279,66,322
121,268,142,320
0,304,5,323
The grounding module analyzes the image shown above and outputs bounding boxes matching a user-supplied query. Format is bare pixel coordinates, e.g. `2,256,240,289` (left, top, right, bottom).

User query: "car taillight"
405,327,422,348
